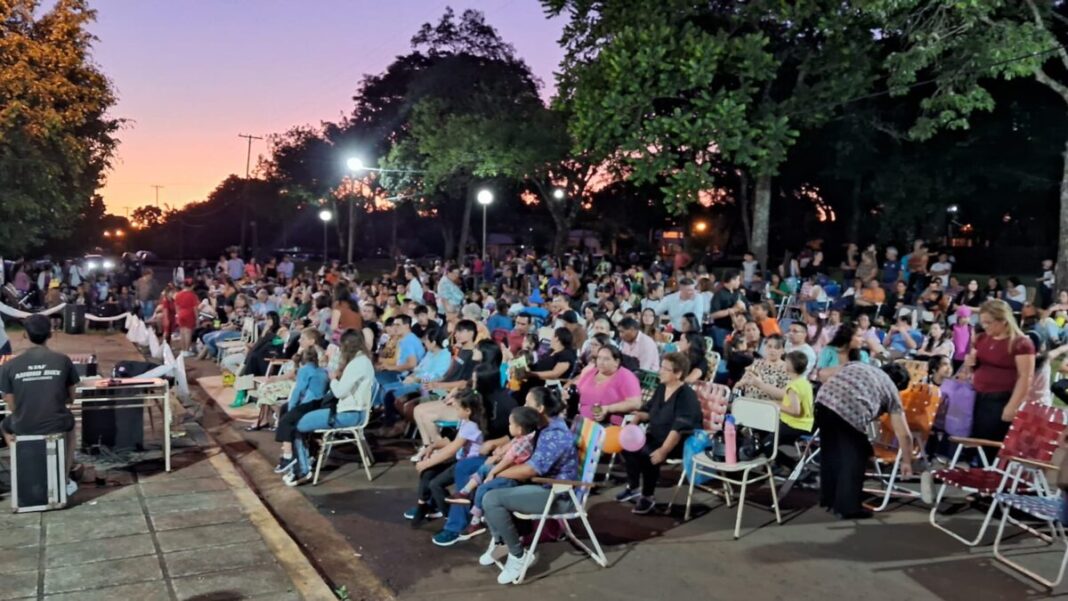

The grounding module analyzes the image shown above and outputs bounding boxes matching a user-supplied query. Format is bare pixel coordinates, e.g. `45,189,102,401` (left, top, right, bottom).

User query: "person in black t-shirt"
0,315,80,495
708,269,747,352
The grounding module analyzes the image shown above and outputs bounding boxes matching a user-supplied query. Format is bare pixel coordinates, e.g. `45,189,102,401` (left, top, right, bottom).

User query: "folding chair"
777,429,820,498
899,359,928,385
502,418,608,584
993,474,1067,590
602,369,661,480
929,402,1067,546
666,381,730,512
312,381,379,484
683,397,783,537
704,349,721,382
218,317,256,365
865,382,941,511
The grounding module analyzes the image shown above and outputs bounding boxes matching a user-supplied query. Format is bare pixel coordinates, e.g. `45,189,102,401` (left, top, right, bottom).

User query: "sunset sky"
88,1,565,216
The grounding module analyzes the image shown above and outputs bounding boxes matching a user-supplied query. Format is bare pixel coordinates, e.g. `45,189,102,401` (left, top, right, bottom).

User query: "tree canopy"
0,0,121,256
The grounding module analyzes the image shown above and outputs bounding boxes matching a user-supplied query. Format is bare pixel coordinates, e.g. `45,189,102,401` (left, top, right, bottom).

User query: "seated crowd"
134,240,1067,585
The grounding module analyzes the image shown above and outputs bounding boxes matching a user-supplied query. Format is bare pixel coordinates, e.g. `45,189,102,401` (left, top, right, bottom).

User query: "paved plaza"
0,332,332,601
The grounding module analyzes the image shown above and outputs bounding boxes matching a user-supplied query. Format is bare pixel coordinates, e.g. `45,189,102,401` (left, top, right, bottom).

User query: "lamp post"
477,189,494,262
946,205,960,247
319,209,333,264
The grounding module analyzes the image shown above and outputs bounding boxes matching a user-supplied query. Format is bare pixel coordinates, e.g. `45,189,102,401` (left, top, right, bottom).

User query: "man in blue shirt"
480,392,579,584
886,316,923,357
226,251,245,281
374,315,426,405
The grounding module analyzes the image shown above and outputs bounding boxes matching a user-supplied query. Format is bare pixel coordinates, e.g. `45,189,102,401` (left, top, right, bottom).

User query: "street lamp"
477,189,494,261
552,188,565,200
946,205,961,246
344,155,424,174
319,209,333,264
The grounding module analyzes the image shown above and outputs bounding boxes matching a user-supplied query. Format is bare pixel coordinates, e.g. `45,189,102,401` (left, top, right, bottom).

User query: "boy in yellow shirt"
780,351,815,445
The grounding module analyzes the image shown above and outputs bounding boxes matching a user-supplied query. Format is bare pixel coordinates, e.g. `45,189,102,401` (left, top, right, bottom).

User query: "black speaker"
81,400,145,452
62,304,86,335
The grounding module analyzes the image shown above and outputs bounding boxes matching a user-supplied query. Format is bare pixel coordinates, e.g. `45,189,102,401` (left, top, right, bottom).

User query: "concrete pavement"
0,331,335,601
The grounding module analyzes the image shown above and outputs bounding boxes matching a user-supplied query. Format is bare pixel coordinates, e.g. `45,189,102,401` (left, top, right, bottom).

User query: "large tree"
376,8,545,260
879,0,1068,283
542,0,880,267
0,0,121,256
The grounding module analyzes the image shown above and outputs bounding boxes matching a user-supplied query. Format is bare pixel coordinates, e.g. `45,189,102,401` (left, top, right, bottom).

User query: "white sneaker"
65,479,78,497
479,539,506,566
496,551,535,585
180,351,196,358
410,446,427,463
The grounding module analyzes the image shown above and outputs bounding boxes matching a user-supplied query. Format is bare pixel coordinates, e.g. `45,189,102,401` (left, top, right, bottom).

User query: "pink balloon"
619,424,646,452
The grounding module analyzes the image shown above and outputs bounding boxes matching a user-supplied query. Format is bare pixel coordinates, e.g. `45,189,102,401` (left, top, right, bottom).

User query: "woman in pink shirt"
575,346,642,425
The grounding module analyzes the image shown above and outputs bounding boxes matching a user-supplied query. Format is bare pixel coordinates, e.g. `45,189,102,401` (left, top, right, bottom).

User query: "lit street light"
346,157,364,172
319,209,333,264
552,188,565,200
477,189,494,262
694,220,709,233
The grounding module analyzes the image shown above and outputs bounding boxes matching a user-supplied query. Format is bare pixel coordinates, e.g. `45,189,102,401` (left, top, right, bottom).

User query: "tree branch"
1024,0,1068,72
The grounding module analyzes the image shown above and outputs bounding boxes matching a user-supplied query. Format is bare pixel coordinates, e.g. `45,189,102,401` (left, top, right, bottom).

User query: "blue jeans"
293,409,365,474
203,330,241,357
141,300,156,320
374,371,404,407
443,456,485,533
382,381,420,424
472,477,519,515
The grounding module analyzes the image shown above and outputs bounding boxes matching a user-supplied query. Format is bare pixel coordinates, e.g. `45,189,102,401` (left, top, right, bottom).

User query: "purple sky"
88,1,565,215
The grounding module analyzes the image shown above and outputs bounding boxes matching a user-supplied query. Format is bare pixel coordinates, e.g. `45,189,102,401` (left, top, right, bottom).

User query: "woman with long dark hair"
815,322,869,383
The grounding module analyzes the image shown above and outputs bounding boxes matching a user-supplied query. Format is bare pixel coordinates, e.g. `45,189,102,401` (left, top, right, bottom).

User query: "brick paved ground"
0,331,331,601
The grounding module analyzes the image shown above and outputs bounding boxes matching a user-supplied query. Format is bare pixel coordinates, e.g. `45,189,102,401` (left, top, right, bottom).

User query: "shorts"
176,313,197,330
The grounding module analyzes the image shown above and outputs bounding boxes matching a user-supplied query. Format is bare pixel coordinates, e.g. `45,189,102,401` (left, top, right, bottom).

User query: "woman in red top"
965,300,1035,461
158,287,178,343
174,280,199,354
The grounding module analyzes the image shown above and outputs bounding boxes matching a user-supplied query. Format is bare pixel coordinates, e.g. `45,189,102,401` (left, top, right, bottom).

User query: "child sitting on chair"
405,392,485,526
445,406,543,536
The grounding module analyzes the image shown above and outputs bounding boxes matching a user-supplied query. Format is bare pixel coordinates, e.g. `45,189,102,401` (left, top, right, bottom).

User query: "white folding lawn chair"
498,418,608,584
683,397,782,538
993,466,1067,590
312,381,379,484
218,317,256,365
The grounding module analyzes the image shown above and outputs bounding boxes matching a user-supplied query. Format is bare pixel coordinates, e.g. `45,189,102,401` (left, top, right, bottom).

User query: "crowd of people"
3,239,1063,585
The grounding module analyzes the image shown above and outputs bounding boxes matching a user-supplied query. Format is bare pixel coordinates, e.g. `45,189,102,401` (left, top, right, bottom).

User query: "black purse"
319,391,339,427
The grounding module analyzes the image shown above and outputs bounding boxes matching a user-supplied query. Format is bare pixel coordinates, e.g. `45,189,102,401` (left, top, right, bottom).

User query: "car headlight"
103,260,115,270
87,261,99,271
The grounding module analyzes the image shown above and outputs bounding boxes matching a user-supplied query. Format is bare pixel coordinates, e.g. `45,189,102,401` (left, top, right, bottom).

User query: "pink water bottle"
724,415,737,465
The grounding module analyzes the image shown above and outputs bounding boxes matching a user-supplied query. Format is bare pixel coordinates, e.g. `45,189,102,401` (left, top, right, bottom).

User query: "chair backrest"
637,369,660,403
694,381,730,433
704,349,721,382
356,380,380,429
572,418,606,507
874,382,941,453
999,402,1068,466
900,359,928,384
730,397,780,460
241,317,257,343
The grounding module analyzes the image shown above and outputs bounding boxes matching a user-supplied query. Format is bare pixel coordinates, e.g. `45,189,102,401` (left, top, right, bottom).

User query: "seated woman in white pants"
283,329,374,486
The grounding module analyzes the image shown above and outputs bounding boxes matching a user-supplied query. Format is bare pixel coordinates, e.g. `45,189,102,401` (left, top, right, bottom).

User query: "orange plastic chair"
865,382,941,511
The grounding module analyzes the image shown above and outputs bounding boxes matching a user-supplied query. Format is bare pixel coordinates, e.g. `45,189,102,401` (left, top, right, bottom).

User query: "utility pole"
237,133,263,255
151,185,163,208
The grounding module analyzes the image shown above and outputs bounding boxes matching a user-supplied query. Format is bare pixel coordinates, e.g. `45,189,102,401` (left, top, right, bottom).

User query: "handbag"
938,374,976,438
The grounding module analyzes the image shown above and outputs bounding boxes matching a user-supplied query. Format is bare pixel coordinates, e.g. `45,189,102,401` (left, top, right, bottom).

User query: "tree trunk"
346,196,357,264
738,172,752,251
331,201,344,256
849,176,862,243
1056,140,1068,291
752,174,772,270
441,223,455,261
455,195,474,263
390,208,399,259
